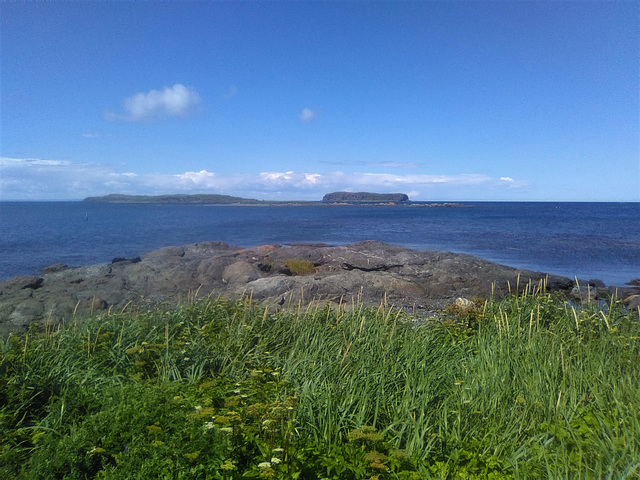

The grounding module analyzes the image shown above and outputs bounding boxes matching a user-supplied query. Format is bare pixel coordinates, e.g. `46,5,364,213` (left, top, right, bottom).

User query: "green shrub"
1,291,639,478
283,258,315,275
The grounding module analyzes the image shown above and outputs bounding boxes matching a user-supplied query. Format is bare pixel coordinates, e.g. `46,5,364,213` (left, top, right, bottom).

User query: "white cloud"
0,156,71,167
321,160,421,169
105,84,201,122
175,170,217,187
299,108,316,123
0,156,526,201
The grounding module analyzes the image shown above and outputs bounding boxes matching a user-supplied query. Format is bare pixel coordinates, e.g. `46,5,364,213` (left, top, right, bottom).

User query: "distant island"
83,192,412,205
322,191,409,203
83,194,260,204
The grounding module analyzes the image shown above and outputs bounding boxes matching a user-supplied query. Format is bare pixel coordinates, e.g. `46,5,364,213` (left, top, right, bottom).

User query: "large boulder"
0,241,586,335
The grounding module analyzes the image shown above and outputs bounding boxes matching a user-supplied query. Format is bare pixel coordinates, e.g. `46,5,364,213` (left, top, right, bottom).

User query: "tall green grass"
1,286,639,478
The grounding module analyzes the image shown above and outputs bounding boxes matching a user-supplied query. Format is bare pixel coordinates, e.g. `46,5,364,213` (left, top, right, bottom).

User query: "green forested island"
83,194,260,204
83,192,411,204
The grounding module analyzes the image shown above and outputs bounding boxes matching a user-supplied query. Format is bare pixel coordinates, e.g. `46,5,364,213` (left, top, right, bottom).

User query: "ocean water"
0,201,638,286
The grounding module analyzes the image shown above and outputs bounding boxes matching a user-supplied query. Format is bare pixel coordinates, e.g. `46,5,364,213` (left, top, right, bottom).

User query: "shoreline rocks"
1,241,637,336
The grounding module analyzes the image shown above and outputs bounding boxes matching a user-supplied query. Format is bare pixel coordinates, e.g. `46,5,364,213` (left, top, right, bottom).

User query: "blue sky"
1,1,638,201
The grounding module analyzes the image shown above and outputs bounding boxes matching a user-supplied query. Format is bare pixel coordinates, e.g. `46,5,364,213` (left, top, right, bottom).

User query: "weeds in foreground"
1,290,639,479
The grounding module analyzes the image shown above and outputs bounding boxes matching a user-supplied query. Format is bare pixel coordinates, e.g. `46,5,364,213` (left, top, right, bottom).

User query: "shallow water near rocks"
0,201,638,286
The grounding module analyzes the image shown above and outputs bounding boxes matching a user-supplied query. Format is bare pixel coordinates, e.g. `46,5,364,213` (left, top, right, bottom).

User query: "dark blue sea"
0,202,638,286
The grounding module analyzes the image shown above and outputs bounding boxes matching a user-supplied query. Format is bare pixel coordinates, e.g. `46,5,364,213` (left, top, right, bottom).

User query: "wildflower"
364,450,387,465
257,461,271,469
270,457,282,464
125,345,143,355
194,405,203,411
147,425,162,435
184,451,200,463
220,460,236,471
203,422,215,430
391,450,409,461
259,468,275,479
220,427,233,433
272,448,284,454
262,419,275,429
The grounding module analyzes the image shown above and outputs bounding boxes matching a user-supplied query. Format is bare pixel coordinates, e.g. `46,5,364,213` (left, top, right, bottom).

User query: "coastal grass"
1,288,639,479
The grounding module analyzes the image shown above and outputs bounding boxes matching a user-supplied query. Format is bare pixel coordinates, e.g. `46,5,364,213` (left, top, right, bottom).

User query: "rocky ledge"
1,241,637,336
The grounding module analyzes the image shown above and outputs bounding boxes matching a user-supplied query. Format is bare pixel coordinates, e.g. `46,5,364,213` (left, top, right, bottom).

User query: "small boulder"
222,261,261,285
623,294,640,311
8,299,44,327
79,297,108,312
42,263,68,274
454,297,474,311
570,284,599,304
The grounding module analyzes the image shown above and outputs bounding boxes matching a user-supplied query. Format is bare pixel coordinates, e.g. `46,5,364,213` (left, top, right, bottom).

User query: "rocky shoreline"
1,241,638,336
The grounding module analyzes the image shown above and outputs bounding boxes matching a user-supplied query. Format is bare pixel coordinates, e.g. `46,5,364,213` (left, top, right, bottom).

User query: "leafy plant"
1,289,638,478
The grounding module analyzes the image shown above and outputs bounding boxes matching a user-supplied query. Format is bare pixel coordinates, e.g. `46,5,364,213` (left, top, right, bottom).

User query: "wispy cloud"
105,84,201,122
299,107,317,123
0,157,72,167
0,156,527,201
321,160,421,169
82,132,113,139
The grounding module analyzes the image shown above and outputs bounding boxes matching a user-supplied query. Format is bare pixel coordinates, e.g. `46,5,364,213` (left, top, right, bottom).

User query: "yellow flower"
220,460,237,471
184,451,200,463
147,425,162,435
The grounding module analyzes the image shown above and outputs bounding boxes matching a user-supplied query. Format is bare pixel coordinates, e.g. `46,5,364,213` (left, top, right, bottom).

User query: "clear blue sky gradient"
1,1,638,201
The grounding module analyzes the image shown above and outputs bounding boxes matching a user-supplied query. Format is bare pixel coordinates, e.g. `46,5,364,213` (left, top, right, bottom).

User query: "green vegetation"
284,259,315,275
1,287,639,478
83,194,259,204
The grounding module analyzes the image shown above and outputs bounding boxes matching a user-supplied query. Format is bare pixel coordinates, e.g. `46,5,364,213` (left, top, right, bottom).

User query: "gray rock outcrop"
322,192,409,203
1,240,618,337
